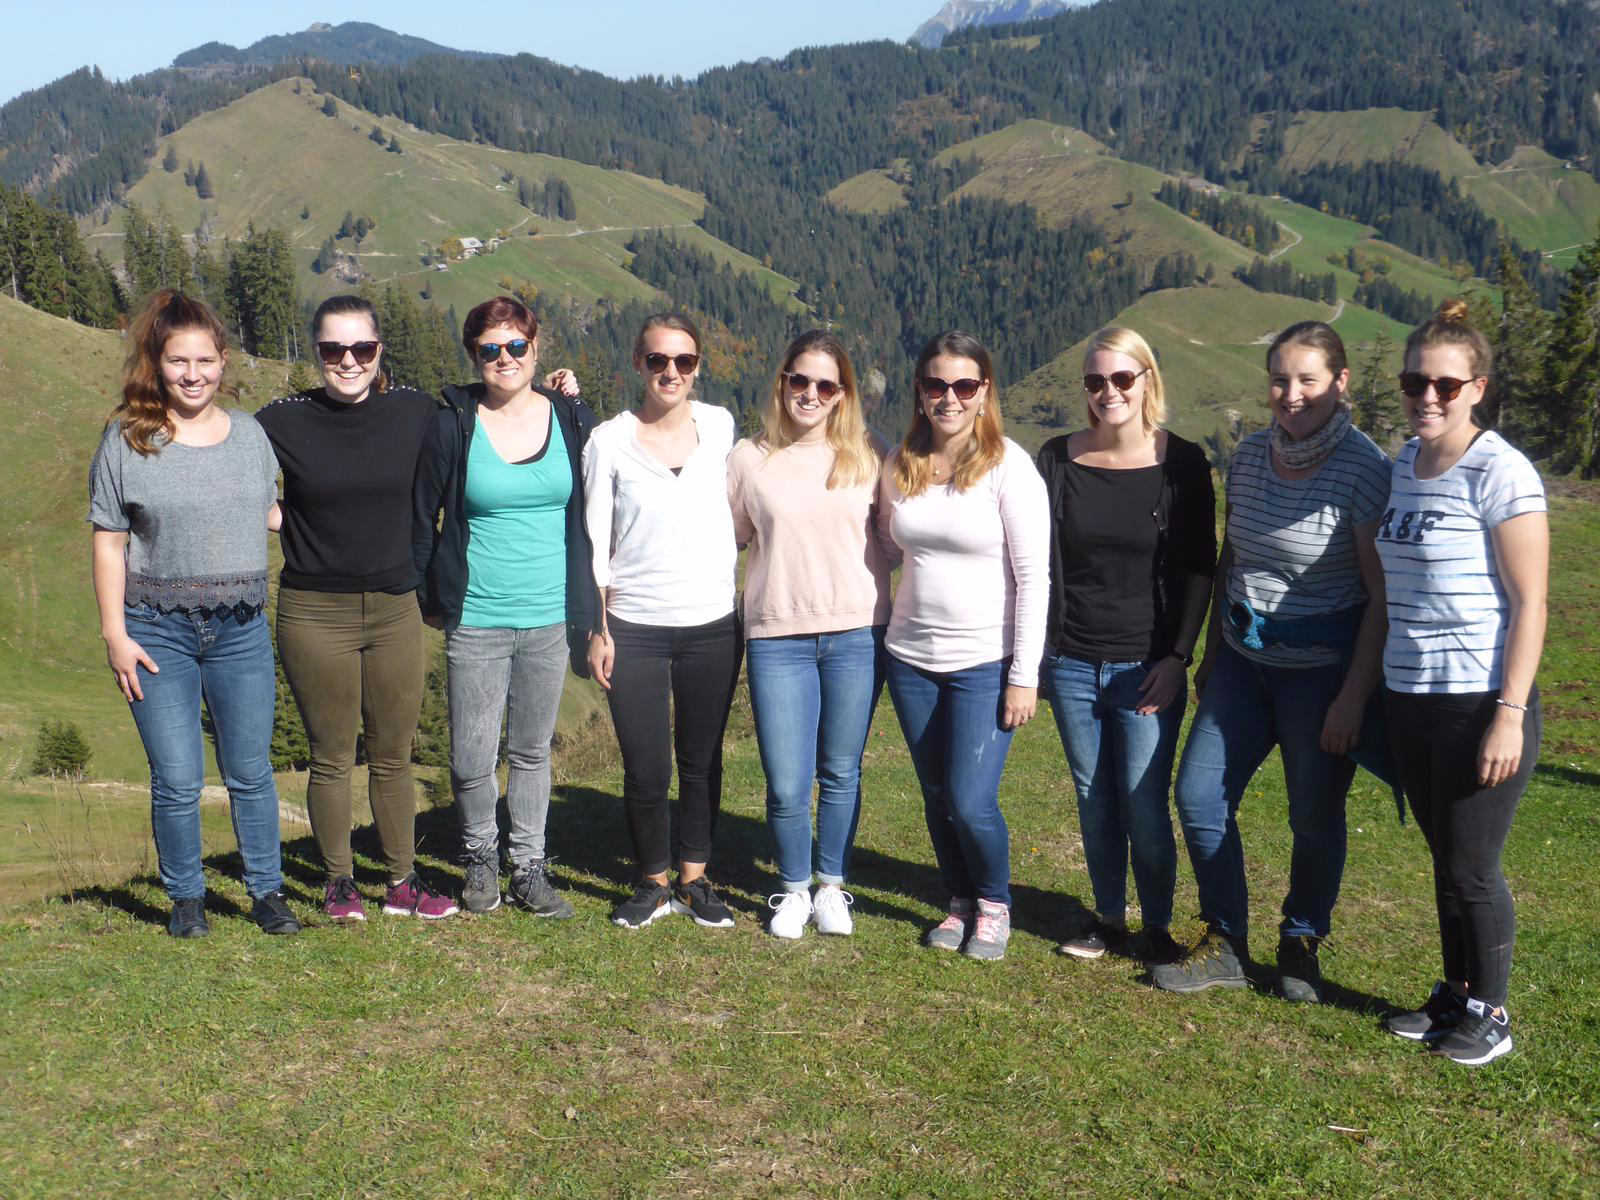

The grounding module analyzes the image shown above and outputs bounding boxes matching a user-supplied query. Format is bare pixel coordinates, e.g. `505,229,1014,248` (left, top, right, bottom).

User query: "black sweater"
412,382,601,675
256,386,438,592
1035,430,1217,662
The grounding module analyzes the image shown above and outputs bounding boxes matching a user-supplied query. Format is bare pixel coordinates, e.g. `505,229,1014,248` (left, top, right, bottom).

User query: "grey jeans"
446,622,568,866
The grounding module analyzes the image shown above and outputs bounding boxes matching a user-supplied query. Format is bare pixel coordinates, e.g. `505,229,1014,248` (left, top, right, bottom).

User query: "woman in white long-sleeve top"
877,330,1051,961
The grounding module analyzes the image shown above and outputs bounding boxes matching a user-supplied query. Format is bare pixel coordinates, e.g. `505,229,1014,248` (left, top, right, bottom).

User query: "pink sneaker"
383,873,459,919
324,875,367,923
924,897,973,951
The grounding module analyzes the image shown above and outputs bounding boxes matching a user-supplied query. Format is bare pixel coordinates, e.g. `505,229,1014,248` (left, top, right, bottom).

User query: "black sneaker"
168,896,210,939
1276,934,1322,1003
612,880,673,929
672,877,736,928
461,852,502,914
1386,982,1468,1042
250,890,301,935
507,859,574,919
1057,920,1126,960
1150,926,1248,993
1142,928,1184,965
1432,998,1514,1065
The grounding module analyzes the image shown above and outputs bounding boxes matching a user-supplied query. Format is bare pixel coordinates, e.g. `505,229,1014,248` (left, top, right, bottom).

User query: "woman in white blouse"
877,330,1050,961
583,313,741,931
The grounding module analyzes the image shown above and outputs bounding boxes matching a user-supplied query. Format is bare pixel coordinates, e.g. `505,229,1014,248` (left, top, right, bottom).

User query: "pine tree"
322,95,338,118
1547,227,1600,477
1351,331,1398,449
338,210,356,240
312,236,338,274
194,161,215,200
387,134,402,154
370,124,386,144
162,145,179,173
268,652,309,770
1490,243,1551,448
31,719,91,779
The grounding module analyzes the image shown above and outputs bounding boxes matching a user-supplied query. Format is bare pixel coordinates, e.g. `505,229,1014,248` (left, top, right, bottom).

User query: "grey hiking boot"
962,898,1011,961
1276,934,1323,1003
507,858,574,919
461,852,502,914
1150,925,1248,993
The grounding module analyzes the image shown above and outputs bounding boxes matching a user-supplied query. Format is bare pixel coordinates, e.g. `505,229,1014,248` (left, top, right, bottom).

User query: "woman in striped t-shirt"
1153,322,1391,1002
1376,299,1547,1066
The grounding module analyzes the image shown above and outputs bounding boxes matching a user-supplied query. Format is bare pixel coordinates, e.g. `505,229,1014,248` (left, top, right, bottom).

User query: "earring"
978,405,985,416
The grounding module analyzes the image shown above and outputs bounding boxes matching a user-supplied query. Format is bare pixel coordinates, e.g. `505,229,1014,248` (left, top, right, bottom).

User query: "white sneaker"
812,885,854,936
766,890,812,939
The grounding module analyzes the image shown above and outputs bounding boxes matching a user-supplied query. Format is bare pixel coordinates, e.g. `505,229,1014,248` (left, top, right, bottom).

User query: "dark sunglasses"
918,376,985,401
476,339,532,364
1398,372,1476,402
642,352,700,375
1083,368,1148,394
316,340,380,366
784,371,841,401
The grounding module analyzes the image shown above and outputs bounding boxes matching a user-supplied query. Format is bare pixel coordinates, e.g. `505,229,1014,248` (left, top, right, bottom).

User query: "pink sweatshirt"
876,438,1051,687
727,436,892,638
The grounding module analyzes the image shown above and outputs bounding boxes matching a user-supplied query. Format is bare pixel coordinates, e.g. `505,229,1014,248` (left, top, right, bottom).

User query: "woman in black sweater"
1035,326,1216,963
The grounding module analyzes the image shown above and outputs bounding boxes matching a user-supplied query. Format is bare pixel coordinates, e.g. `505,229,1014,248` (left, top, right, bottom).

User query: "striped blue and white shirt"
1377,431,1545,694
1224,426,1391,667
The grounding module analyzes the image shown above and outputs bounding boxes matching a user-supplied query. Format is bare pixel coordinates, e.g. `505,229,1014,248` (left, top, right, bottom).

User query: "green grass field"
4,300,1596,1194
84,79,799,317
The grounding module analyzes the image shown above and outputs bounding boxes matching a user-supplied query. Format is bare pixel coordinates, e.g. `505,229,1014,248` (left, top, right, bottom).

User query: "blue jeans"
123,605,283,901
1173,640,1357,940
747,626,884,889
1041,653,1183,930
446,622,568,867
885,654,1014,907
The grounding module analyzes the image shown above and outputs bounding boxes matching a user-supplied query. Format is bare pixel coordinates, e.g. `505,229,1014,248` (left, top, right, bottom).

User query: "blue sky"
3,1,950,102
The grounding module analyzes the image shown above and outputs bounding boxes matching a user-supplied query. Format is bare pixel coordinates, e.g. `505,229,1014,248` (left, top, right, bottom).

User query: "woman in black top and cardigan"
1035,326,1216,962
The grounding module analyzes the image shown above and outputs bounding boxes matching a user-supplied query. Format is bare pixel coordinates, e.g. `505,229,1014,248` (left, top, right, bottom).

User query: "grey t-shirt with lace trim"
87,411,278,614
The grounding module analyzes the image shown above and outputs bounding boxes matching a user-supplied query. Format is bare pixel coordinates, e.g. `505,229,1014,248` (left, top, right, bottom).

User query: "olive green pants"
277,588,424,881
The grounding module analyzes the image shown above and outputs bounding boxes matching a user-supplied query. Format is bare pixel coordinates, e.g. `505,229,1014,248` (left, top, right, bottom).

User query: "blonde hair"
1083,326,1166,435
893,330,1005,497
759,330,877,489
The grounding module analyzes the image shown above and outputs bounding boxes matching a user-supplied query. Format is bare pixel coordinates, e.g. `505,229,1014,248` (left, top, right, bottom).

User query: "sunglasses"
784,372,841,401
316,340,380,366
642,352,700,375
1398,372,1476,402
918,376,985,401
1083,368,1148,394
477,339,533,364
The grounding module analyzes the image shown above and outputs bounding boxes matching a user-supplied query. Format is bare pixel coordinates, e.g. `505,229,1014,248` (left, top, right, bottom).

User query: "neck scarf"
1270,403,1351,471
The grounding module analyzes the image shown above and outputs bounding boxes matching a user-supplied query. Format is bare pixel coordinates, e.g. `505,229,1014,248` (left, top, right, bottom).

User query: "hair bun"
1435,297,1471,324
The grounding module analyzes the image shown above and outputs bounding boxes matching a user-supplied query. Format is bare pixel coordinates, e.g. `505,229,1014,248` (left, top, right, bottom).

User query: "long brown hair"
893,330,1005,496
116,290,229,456
759,329,877,489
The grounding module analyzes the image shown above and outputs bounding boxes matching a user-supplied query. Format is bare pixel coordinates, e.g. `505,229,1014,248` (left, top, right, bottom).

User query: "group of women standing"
89,282,1546,1065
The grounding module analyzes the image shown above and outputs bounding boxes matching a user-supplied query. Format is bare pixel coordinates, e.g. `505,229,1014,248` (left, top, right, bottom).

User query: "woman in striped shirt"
1376,299,1546,1065
1154,322,1391,1002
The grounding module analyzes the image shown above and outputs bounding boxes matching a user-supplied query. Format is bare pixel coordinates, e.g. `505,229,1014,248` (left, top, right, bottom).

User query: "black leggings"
1385,687,1541,1009
606,613,741,876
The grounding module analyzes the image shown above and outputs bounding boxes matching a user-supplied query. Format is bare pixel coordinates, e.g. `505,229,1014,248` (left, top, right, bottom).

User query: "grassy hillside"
2,485,1595,1198
85,79,799,315
1269,109,1600,269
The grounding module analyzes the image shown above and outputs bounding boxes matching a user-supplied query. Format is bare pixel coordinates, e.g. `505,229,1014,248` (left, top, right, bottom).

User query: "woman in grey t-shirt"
87,290,297,939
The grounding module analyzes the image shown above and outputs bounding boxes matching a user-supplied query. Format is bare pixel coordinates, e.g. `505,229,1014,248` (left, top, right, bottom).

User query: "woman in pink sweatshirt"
728,330,892,940
877,330,1051,962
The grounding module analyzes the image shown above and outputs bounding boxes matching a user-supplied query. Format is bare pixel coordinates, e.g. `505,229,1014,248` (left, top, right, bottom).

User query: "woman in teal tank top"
412,295,601,918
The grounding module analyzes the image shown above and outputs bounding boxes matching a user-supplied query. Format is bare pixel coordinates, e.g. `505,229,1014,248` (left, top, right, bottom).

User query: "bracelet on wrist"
1167,649,1194,668
1494,698,1528,712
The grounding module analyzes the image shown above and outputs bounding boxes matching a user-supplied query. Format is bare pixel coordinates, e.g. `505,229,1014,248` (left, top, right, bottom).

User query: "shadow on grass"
1533,761,1600,789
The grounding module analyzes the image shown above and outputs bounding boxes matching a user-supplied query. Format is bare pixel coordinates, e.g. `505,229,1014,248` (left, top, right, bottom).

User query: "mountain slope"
87,79,798,316
911,0,1083,47
173,21,497,68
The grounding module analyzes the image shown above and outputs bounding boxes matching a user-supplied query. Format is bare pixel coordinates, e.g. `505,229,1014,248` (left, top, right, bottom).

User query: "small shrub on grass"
31,719,91,779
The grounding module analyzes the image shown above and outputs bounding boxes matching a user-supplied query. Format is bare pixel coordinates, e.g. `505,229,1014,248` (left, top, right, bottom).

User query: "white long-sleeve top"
581,400,737,627
877,437,1051,687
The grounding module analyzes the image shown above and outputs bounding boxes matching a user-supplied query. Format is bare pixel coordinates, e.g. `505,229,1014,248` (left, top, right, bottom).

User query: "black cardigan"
1034,430,1218,662
411,382,602,676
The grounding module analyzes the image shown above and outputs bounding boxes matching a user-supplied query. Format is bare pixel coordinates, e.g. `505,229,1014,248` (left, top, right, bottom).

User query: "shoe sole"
1151,974,1248,994
382,905,458,919
1434,1034,1514,1066
813,923,852,936
326,911,367,923
612,902,673,929
1387,1024,1454,1042
463,895,502,914
169,927,210,938
963,945,1007,961
257,921,301,935
766,923,806,939
1277,979,1321,1003
1058,943,1108,960
671,899,735,928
